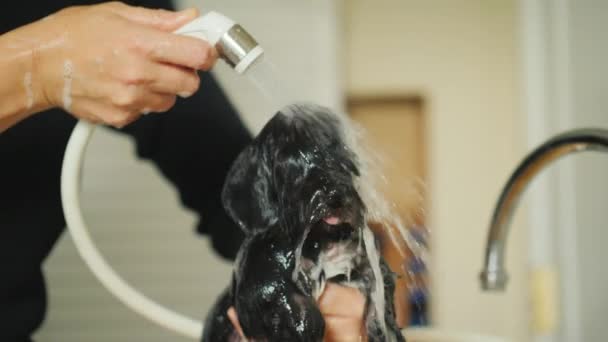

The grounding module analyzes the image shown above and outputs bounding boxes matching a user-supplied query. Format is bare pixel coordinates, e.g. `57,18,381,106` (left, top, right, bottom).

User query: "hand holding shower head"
60,11,263,339
174,11,264,73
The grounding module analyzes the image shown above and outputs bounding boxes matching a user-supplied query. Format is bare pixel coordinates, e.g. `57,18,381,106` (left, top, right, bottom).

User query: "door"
347,96,428,327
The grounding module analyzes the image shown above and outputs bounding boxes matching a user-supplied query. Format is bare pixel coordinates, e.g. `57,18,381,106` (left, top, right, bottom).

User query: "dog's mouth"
319,204,361,230
323,215,341,225
309,209,360,246
299,211,363,298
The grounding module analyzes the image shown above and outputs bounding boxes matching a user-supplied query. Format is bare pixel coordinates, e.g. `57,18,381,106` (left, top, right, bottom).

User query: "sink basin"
402,327,511,342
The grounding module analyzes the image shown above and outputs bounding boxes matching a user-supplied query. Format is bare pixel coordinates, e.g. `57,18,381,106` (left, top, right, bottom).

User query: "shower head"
174,11,264,73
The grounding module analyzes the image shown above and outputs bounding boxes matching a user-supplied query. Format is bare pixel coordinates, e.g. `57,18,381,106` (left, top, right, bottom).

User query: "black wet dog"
202,104,405,342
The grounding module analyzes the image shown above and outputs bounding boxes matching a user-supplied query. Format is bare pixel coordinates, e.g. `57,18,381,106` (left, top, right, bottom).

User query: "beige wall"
343,0,530,340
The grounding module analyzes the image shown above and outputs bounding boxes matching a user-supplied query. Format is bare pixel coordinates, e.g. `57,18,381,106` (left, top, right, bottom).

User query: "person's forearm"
0,21,51,132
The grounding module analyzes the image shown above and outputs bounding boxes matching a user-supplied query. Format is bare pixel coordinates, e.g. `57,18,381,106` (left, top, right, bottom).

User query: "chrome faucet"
479,128,608,290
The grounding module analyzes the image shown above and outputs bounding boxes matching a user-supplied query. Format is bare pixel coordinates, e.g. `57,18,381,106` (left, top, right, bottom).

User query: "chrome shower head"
174,11,264,74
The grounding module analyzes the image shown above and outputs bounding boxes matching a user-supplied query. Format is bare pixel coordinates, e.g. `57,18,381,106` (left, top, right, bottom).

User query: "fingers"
71,88,175,128
324,316,367,342
138,92,177,114
81,55,191,123
227,307,246,339
105,2,217,71
226,287,366,342
142,30,219,70
318,283,366,319
104,2,217,70
109,86,176,115
318,283,368,342
71,98,139,128
146,62,200,96
105,2,199,31
103,52,200,97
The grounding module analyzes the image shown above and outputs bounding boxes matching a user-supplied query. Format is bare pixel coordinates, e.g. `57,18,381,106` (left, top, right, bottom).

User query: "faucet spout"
480,128,608,291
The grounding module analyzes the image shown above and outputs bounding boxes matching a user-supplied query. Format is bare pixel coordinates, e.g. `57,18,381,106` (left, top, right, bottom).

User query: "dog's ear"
222,144,277,233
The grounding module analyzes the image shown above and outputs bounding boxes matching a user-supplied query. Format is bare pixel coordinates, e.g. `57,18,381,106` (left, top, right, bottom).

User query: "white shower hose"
60,120,204,339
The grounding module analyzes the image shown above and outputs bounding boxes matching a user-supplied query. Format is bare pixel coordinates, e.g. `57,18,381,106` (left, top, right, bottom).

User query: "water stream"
242,55,296,123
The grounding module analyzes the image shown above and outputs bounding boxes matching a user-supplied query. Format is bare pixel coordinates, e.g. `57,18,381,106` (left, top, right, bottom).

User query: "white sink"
402,327,511,342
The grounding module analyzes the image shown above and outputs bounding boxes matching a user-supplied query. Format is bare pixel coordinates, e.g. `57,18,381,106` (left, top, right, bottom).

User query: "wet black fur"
202,105,405,342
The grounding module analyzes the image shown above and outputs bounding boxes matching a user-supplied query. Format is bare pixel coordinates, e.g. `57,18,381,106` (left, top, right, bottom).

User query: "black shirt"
0,1,251,340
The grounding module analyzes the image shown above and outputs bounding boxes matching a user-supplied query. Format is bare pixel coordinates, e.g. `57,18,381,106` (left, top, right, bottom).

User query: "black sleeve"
119,0,252,259
115,71,252,260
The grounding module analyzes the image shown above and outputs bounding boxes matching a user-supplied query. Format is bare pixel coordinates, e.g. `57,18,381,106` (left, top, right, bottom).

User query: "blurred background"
34,0,607,341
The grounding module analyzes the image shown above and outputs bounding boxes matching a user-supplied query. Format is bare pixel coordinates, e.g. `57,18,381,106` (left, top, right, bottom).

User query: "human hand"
227,283,367,341
8,2,217,127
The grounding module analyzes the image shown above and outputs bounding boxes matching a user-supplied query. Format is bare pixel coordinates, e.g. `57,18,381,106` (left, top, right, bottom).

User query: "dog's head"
221,103,365,239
